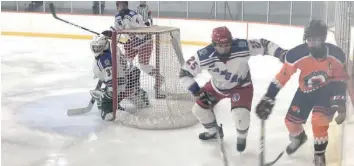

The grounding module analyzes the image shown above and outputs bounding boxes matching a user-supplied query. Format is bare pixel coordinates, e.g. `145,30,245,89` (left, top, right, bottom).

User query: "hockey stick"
49,3,99,35
208,102,228,166
260,119,285,166
260,120,266,166
67,80,103,116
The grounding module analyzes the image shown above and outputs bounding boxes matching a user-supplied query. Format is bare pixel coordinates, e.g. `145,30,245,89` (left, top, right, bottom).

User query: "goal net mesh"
333,1,354,123
110,26,198,129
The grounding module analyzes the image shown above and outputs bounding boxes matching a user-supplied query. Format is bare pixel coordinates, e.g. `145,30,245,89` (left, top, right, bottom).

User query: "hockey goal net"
110,25,197,129
333,1,354,123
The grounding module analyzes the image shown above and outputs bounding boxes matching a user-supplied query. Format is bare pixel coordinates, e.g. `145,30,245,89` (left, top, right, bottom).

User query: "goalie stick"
67,81,103,116
49,3,99,35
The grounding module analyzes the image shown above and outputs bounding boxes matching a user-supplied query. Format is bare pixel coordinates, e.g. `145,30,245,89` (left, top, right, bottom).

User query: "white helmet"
90,34,110,57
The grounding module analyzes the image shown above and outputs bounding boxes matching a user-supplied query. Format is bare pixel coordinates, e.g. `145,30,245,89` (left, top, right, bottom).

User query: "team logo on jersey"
104,59,111,66
231,93,240,102
291,106,300,114
303,71,329,89
238,41,247,48
198,48,208,56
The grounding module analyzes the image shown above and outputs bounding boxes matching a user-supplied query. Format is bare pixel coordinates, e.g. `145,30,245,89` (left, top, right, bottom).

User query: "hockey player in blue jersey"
179,26,288,152
90,34,150,121
102,1,164,94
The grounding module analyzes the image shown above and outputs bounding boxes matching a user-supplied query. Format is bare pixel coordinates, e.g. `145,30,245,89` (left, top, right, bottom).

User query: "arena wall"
1,12,305,48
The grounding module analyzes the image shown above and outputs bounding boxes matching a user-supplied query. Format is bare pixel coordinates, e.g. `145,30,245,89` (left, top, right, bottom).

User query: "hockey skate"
286,131,308,155
237,137,247,152
117,103,125,111
313,154,326,166
154,74,166,99
236,129,248,152
154,74,165,90
129,89,151,109
199,125,224,140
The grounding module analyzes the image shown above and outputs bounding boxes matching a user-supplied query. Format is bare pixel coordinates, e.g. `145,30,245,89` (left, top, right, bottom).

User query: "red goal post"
110,25,198,129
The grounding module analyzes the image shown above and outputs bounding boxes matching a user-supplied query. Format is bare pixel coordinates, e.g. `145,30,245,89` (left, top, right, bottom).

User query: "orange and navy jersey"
265,43,348,98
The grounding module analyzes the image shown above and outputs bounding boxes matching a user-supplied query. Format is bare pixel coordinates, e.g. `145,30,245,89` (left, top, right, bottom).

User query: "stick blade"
264,151,285,166
67,107,91,116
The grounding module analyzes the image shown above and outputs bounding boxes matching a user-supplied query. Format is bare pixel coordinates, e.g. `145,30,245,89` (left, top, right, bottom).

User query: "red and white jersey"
114,9,145,30
180,38,285,92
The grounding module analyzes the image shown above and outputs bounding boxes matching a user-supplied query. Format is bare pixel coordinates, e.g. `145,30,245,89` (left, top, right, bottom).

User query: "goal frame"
109,25,197,129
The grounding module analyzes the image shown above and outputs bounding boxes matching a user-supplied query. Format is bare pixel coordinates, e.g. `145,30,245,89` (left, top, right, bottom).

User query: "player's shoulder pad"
98,50,112,69
230,38,250,53
326,43,346,64
285,43,309,64
196,44,216,61
128,10,138,17
115,9,136,18
115,12,121,18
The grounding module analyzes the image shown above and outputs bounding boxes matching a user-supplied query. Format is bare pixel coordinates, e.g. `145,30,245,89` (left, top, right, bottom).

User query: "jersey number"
250,40,261,49
106,69,112,77
186,56,197,70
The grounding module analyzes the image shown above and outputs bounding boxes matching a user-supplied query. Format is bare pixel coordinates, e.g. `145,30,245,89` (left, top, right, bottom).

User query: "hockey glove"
101,30,112,38
256,96,275,120
194,89,218,106
278,49,288,63
330,95,347,124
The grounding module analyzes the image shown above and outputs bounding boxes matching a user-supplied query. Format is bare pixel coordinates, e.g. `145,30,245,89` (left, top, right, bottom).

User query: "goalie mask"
90,34,110,57
212,26,232,58
303,20,328,59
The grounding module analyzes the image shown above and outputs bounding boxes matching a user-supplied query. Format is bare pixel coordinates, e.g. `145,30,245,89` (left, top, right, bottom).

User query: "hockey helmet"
212,26,232,57
116,1,128,11
90,34,110,57
303,20,328,59
140,1,147,5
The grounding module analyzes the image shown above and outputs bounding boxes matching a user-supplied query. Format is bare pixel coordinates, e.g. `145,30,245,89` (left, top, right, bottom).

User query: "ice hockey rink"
2,35,354,166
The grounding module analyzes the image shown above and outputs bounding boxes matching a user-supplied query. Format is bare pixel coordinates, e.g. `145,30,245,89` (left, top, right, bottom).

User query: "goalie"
90,34,150,121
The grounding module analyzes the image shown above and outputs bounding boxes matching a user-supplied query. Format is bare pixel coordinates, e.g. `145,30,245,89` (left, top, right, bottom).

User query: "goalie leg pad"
101,96,114,121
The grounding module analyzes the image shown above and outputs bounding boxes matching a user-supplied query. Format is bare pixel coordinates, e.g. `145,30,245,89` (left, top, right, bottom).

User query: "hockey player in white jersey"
179,26,287,152
90,34,150,121
102,1,164,95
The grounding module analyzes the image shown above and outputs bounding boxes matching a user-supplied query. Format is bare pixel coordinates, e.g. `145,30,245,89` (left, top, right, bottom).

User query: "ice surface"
1,36,353,166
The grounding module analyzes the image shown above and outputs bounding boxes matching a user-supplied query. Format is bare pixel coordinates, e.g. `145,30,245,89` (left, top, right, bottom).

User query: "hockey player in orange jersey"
255,20,349,166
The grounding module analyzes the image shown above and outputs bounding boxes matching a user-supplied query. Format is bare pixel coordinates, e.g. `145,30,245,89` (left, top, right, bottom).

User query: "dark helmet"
116,1,128,6
303,20,328,59
303,20,328,42
116,1,128,10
